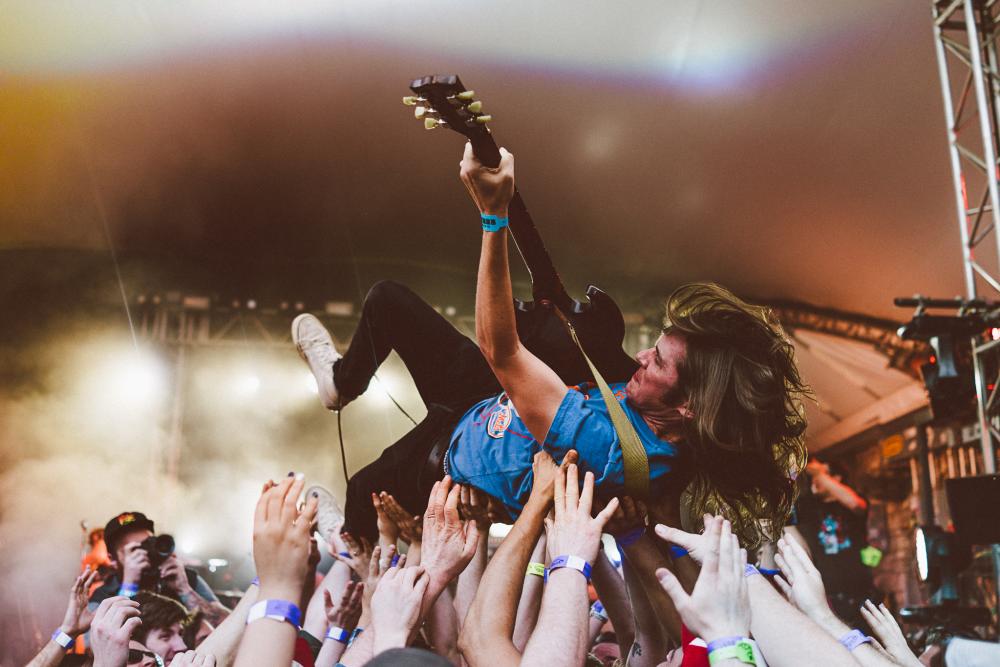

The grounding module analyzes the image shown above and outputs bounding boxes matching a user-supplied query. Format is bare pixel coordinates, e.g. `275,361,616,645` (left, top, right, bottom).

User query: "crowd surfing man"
294,142,809,548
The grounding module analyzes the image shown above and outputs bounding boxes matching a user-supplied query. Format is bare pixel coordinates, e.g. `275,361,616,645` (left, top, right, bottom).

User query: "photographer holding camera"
89,512,230,626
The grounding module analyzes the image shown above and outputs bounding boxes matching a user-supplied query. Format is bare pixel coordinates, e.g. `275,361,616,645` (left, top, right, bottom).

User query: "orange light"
930,355,937,364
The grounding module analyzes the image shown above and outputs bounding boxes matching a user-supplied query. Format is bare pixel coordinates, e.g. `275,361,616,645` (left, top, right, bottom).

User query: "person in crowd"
89,511,231,627
133,591,192,664
796,458,881,626
294,143,809,550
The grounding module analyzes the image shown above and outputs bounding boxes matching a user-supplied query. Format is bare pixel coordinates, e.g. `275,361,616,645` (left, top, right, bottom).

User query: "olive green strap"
553,309,649,499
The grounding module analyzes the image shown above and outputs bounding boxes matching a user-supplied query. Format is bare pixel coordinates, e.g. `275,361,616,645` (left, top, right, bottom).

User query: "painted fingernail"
312,491,319,497
287,471,295,477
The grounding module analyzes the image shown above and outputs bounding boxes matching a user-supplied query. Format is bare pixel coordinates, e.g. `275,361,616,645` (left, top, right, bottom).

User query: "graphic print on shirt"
817,513,852,555
487,392,517,438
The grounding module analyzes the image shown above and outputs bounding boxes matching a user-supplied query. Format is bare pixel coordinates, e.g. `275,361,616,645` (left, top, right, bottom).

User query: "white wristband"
51,629,74,648
326,626,349,643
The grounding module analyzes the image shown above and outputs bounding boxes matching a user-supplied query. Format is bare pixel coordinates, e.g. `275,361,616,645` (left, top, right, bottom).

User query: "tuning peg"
474,115,492,124
425,117,447,130
465,101,483,113
403,96,425,106
455,90,475,101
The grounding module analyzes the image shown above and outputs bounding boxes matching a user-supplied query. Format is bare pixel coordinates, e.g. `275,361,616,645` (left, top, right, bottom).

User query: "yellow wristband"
526,562,546,578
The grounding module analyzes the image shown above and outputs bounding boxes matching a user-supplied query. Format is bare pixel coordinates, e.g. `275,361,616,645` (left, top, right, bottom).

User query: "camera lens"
154,534,175,558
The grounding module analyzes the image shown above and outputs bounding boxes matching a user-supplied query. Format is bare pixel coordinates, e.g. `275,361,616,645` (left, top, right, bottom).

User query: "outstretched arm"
460,142,567,443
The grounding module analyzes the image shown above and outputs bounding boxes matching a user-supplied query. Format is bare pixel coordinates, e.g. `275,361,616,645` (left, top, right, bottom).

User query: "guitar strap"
552,308,650,500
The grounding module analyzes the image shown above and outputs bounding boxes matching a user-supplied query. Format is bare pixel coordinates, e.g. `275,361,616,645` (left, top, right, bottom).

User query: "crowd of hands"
34,449,930,667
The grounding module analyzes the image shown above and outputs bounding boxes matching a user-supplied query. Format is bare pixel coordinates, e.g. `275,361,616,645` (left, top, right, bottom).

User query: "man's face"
626,332,688,413
113,528,153,571
127,640,158,667
144,621,187,663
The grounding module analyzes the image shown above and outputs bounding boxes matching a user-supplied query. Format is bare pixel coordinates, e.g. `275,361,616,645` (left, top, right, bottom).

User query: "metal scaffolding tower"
931,0,1000,474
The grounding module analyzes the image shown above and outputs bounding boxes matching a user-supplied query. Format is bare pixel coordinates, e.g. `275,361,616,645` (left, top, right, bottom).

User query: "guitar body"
407,74,640,386
513,287,639,385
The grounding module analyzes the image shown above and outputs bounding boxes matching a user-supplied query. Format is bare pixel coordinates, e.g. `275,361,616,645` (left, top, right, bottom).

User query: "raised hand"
60,566,99,636
458,141,515,216
545,464,619,566
654,514,724,565
458,485,493,528
604,495,648,538
252,474,318,601
120,541,151,586
656,518,751,642
370,566,430,653
159,553,194,597
419,477,480,590
773,535,831,622
528,449,579,507
860,600,922,667
168,652,216,667
372,492,400,546
90,596,142,667
324,581,364,631
382,494,422,545
362,545,403,615
333,532,374,579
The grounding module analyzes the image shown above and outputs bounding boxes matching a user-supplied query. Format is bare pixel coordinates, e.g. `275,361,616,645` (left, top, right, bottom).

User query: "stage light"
104,350,166,408
207,558,229,573
234,374,261,396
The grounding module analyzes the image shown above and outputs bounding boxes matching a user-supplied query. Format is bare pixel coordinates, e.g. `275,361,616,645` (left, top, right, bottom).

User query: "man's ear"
676,401,694,420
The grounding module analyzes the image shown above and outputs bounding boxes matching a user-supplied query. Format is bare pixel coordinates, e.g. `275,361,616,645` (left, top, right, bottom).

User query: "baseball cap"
103,511,155,556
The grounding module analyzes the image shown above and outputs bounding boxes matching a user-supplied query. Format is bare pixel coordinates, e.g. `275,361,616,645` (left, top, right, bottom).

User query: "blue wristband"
590,600,609,622
758,567,781,577
51,629,74,648
669,545,689,559
390,554,400,567
839,629,873,652
481,213,509,232
246,599,302,629
339,551,350,558
348,627,364,646
548,555,592,581
706,636,744,653
118,583,139,598
326,626,350,643
615,527,645,548
250,576,260,586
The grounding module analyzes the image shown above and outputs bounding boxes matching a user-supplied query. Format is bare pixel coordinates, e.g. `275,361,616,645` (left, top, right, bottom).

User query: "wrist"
373,628,408,652
258,582,302,603
480,206,508,218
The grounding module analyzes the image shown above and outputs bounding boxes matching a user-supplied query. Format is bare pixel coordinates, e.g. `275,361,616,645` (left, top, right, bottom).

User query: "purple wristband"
339,551,350,558
251,576,260,586
743,563,760,577
758,566,781,577
839,629,873,652
615,527,645,548
705,636,743,653
246,599,302,628
548,555,593,581
390,554,400,567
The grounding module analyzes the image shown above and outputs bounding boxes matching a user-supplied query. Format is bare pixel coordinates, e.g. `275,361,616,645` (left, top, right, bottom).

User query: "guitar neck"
469,135,571,306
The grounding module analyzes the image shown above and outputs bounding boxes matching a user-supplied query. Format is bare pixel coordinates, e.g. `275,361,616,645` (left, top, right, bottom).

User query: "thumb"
656,567,689,607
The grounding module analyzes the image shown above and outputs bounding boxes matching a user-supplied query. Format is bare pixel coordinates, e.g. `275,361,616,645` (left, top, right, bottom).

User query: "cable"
373,374,418,425
336,409,349,484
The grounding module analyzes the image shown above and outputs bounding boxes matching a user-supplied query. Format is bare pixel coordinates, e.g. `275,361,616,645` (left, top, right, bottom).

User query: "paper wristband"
590,601,609,622
526,562,546,578
51,630,74,648
348,627,364,646
708,641,757,666
705,636,743,653
326,626,350,644
246,599,302,629
669,545,689,559
118,583,139,597
743,564,760,577
615,527,645,548
251,577,260,586
839,629,873,652
480,213,509,232
548,555,592,581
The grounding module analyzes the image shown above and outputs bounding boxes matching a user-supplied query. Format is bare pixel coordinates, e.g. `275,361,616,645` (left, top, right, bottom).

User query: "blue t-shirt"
445,382,678,518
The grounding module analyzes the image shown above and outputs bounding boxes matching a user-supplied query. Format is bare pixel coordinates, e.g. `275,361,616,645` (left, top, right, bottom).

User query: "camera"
137,534,176,591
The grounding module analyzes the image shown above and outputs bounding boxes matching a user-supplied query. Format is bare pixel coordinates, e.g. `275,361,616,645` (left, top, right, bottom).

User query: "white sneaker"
292,313,343,410
306,484,345,547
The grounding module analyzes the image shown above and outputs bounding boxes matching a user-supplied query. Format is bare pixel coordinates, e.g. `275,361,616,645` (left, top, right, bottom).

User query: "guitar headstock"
404,74,500,167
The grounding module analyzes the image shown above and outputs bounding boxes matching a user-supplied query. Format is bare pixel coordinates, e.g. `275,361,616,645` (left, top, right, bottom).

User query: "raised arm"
459,142,567,443
27,567,99,667
459,450,575,666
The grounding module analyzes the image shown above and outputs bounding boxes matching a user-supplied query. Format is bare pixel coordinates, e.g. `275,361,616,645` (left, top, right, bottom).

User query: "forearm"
590,549,635,655
233,582,299,667
461,496,547,665
622,538,682,643
807,608,896,667
475,228,520,361
746,575,858,667
512,534,546,651
622,560,670,667
303,563,351,639
314,636,348,667
521,569,590,667
406,541,422,566
338,628,375,667
427,585,461,664
455,533,488,630
197,583,259,667
25,641,65,667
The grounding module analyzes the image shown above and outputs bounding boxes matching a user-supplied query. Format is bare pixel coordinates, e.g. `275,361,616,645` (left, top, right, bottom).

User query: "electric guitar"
405,74,640,385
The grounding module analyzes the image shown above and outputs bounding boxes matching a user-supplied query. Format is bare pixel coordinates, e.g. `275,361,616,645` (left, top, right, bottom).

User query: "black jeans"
336,281,501,540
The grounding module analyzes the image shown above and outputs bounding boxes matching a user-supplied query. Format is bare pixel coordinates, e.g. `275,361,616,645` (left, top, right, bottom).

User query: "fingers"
578,470,595,515
562,450,579,468
463,519,480,558
773,574,793,600
121,614,142,637
593,497,620,530
368,546,382,579
565,464,580,511
553,461,566,519
444,483,462,525
656,567,690,608
653,524,697,552
774,552,795,585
